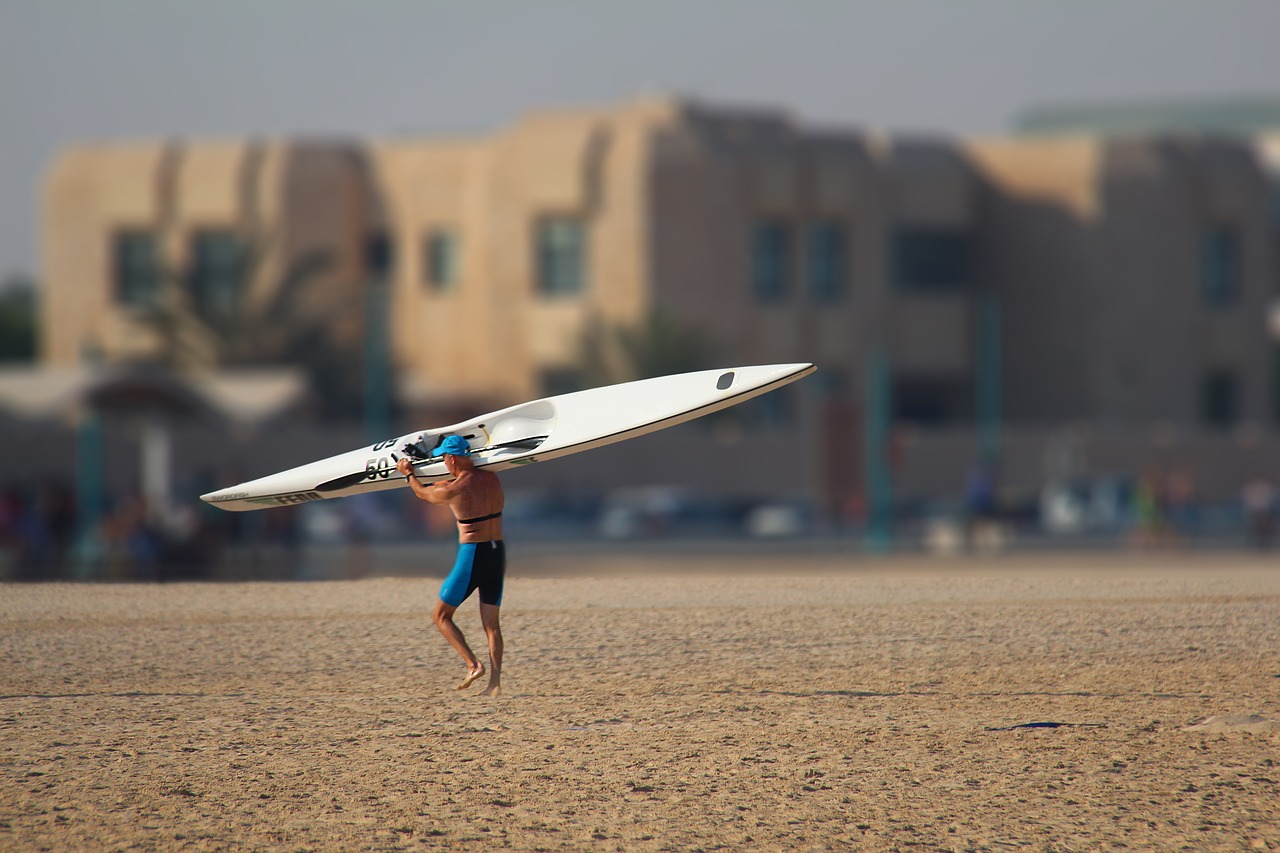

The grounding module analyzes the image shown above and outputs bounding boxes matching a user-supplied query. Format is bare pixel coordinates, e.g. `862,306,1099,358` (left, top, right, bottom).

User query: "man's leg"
479,603,503,697
433,599,484,689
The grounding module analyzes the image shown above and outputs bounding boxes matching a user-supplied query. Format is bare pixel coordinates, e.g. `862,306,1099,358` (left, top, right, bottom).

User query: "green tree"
0,276,36,363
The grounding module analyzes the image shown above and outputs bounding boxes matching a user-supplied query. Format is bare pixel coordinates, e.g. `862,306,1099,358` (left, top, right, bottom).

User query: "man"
396,435,504,697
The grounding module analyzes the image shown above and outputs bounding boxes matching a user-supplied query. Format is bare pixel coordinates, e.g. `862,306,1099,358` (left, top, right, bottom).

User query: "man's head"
436,435,472,458
436,434,474,473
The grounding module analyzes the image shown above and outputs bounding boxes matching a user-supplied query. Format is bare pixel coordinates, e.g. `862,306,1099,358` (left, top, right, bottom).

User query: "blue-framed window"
114,231,161,308
541,367,584,397
893,375,970,425
751,221,790,303
190,230,246,326
1201,369,1239,428
750,384,797,427
892,227,972,291
537,217,586,296
365,232,394,278
807,223,845,303
1201,226,1239,308
425,229,459,292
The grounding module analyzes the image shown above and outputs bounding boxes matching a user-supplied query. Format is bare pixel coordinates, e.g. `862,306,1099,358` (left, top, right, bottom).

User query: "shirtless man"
396,434,504,697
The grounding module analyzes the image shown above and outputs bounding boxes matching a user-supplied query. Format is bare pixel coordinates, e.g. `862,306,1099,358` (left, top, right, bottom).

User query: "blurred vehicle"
597,486,744,539
1038,477,1132,536
743,499,812,538
500,488,600,540
300,493,404,544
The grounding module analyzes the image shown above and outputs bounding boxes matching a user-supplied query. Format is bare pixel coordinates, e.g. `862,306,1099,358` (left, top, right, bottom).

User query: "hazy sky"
3,0,1279,281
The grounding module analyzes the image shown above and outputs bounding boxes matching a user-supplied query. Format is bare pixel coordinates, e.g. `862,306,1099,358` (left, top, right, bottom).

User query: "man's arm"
396,458,457,504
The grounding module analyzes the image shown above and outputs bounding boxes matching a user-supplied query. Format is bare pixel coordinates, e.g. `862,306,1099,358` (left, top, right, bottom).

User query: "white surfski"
200,362,815,511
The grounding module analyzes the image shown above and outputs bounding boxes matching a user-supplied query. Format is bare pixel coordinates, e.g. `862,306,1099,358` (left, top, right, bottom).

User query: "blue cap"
435,435,472,457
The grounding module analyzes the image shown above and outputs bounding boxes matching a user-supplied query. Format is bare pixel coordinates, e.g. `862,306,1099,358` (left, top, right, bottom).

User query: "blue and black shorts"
439,540,505,607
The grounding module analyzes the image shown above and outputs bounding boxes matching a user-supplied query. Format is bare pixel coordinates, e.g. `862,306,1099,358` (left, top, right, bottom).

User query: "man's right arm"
397,458,448,504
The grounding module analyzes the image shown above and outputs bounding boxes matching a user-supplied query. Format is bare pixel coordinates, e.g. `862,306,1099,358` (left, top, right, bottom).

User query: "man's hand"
396,457,414,478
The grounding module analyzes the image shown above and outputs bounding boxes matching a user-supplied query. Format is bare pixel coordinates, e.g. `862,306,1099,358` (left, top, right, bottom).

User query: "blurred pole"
977,296,1002,465
73,407,104,578
363,233,392,444
863,348,893,552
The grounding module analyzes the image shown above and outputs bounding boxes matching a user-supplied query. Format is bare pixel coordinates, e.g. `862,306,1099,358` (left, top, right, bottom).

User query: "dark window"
424,230,459,291
807,223,845,303
751,222,790,303
365,232,394,278
750,385,797,427
1201,226,1239,308
537,217,586,296
114,231,161,308
813,368,848,399
190,231,246,326
1201,369,1239,428
1273,344,1280,426
893,376,971,425
541,367,584,397
892,227,972,291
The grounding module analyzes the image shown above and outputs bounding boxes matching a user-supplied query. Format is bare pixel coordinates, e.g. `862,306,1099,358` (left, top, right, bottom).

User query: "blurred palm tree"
0,276,37,363
578,307,715,387
131,233,364,417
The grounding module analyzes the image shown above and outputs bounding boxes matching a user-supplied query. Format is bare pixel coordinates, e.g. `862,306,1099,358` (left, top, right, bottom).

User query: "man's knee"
434,601,457,626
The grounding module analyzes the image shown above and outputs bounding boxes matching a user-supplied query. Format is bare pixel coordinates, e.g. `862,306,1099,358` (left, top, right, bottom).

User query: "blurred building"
42,141,381,370
970,135,1275,426
34,94,1280,516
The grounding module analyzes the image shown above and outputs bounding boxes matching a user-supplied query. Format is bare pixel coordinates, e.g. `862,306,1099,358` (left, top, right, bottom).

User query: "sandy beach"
2,551,1278,851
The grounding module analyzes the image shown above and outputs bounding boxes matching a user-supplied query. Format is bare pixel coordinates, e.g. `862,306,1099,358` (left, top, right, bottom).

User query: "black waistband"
458,511,502,525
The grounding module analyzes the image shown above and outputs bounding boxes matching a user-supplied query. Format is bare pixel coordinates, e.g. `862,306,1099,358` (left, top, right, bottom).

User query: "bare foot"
482,680,501,698
455,664,485,690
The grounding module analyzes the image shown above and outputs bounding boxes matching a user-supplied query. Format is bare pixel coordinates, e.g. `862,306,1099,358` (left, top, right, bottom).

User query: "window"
541,367,584,397
893,376,971,425
807,223,845,303
892,227,972,291
750,385,797,427
1201,226,1239,308
813,368,848,398
1201,369,1239,428
537,217,586,296
114,231,160,308
190,231,246,326
365,232,394,278
751,222,790,303
1273,344,1280,426
424,230,459,291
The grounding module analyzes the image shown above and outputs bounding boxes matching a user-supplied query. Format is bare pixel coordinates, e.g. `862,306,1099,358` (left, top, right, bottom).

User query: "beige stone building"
36,95,1280,514
970,134,1276,427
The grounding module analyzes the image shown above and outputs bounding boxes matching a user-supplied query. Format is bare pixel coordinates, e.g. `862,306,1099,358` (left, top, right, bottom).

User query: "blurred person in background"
396,435,505,697
1130,470,1166,549
1241,477,1275,550
1163,469,1198,547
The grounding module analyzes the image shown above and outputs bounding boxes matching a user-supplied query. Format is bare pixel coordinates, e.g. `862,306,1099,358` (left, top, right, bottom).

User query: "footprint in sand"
1180,714,1280,733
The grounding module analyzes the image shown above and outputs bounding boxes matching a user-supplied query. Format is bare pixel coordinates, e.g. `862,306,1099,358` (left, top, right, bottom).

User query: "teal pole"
977,296,1002,465
863,349,893,552
363,274,391,444
362,232,394,443
74,409,104,578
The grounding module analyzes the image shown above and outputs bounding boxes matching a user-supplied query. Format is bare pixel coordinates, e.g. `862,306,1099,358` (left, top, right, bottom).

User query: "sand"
2,551,1279,851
